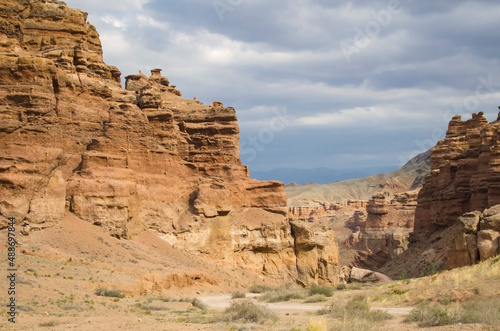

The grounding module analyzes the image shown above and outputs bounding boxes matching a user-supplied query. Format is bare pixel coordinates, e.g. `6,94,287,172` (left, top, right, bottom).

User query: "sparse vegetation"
259,287,306,303
405,298,500,328
306,316,327,331
249,284,272,293
303,294,328,303
318,295,391,330
216,300,278,324
308,284,334,297
94,288,125,298
231,291,246,299
39,320,59,327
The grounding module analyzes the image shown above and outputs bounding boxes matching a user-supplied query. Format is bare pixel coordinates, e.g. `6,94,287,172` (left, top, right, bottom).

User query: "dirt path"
197,294,413,315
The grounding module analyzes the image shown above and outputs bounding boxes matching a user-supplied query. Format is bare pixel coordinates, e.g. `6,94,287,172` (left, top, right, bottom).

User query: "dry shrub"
216,300,278,324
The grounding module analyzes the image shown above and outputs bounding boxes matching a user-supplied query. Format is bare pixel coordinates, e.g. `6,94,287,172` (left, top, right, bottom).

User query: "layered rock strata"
414,111,500,234
380,111,500,277
288,200,367,220
344,191,417,269
0,0,339,285
361,191,416,259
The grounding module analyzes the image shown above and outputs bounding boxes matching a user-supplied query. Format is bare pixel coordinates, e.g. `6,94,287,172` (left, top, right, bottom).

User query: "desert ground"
1,213,499,331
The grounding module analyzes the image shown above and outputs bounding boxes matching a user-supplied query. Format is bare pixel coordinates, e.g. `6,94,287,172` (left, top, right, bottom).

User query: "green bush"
94,288,125,298
323,295,392,323
404,303,461,327
308,284,334,297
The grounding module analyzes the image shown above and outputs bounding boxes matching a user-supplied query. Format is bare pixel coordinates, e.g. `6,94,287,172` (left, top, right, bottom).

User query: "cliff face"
414,111,500,234
0,0,339,285
361,192,416,258
379,111,500,277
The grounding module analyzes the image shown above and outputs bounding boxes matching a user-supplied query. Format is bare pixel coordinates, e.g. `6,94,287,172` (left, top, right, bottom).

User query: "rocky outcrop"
288,200,366,220
447,206,500,268
414,111,500,234
361,191,416,258
343,191,417,269
381,112,500,277
0,0,339,285
339,266,391,284
379,204,500,279
290,221,341,286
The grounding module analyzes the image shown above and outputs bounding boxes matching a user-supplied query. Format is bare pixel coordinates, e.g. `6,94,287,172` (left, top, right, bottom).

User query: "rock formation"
447,205,500,268
343,191,417,269
0,0,339,285
414,112,500,234
361,191,416,258
288,200,367,221
380,111,500,278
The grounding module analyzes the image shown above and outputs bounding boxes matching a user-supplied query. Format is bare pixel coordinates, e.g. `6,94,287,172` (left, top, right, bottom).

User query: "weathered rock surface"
414,112,500,234
0,0,339,285
342,191,418,270
290,221,341,286
361,191,417,258
348,267,391,283
380,204,500,278
399,111,500,272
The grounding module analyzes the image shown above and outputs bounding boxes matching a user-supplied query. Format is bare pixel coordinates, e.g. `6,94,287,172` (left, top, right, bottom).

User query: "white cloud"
137,15,168,30
100,15,127,29
60,0,500,175
65,0,149,12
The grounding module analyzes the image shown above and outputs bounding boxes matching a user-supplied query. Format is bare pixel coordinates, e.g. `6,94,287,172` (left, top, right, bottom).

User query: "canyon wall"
0,0,339,285
414,111,500,234
380,112,500,277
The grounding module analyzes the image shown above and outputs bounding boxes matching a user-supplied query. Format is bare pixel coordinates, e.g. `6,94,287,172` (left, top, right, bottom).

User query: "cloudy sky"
65,0,500,182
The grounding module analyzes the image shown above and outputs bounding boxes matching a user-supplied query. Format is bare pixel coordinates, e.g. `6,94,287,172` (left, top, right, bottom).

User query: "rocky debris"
0,0,340,285
339,266,351,284
345,266,391,283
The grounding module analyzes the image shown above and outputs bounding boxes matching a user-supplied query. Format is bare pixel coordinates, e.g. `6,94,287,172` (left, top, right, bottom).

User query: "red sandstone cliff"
415,111,500,234
0,0,339,285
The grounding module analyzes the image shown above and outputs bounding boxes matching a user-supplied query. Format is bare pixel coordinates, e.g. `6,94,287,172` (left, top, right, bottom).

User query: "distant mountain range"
285,150,431,206
251,165,400,185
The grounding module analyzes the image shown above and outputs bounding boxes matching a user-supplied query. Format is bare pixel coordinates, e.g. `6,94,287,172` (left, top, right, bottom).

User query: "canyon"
0,0,499,293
